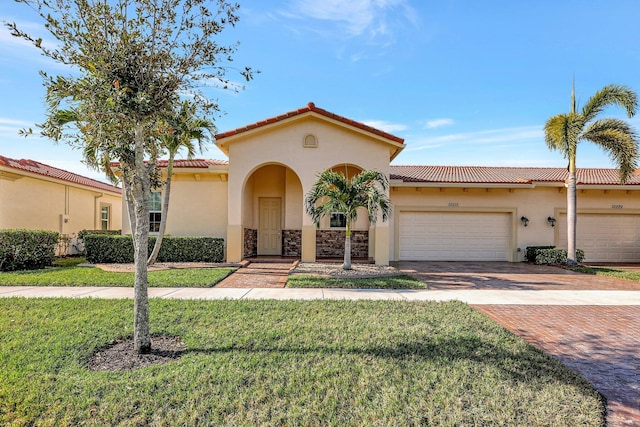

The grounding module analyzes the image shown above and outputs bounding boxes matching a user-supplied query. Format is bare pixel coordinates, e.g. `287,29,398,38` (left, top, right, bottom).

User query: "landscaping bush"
525,246,555,263
534,248,585,265
84,235,134,264
75,229,122,254
77,229,122,240
84,235,224,263
0,229,59,271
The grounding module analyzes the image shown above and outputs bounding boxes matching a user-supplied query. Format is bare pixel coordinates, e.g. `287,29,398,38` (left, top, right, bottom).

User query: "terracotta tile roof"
157,158,228,168
390,166,640,186
0,155,121,194
215,102,405,144
109,158,229,169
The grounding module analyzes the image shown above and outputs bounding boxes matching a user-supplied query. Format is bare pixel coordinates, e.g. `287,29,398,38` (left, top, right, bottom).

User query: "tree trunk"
122,169,137,237
343,219,352,270
148,151,174,265
566,158,577,265
132,123,151,354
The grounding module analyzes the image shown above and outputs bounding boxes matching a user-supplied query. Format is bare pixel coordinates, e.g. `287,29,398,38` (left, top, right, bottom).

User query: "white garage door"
558,214,640,262
399,212,510,261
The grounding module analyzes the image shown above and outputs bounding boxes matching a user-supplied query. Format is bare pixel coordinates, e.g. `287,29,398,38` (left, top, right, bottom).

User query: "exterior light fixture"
520,216,529,227
547,216,556,227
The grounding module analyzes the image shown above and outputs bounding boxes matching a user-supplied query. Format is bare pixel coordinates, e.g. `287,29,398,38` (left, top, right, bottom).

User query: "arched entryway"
241,163,303,258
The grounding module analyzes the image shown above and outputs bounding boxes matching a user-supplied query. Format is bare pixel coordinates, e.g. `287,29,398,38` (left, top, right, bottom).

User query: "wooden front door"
258,197,282,255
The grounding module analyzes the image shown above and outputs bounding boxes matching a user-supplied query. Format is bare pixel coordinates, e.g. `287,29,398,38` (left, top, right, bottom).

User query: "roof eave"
215,109,405,158
0,165,121,195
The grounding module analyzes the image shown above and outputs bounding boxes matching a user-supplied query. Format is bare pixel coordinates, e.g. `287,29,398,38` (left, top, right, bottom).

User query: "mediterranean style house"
0,155,122,253
120,103,640,264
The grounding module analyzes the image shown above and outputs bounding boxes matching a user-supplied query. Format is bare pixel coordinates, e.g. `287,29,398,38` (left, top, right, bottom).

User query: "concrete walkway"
2,285,640,304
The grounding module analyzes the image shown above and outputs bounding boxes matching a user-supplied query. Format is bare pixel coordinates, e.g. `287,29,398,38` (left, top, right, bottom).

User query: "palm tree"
305,169,391,270
147,102,214,265
545,83,639,264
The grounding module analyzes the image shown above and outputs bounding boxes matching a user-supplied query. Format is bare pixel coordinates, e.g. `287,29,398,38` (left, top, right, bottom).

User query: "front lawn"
0,298,604,426
570,265,640,281
287,274,427,289
0,267,235,287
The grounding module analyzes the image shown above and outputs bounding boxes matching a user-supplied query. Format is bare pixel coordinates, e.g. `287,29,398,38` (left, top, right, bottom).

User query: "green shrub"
525,246,555,263
534,248,585,265
0,229,59,271
84,235,134,264
77,229,122,240
84,235,224,263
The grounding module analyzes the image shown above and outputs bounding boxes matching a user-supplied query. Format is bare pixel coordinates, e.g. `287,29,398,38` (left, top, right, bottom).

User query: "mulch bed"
87,335,186,372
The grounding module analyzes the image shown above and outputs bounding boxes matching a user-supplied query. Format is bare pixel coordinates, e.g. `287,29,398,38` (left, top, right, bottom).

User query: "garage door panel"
399,212,510,261
558,214,640,262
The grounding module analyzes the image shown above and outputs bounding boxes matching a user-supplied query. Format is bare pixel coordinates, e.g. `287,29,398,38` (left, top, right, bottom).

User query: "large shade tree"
7,0,254,353
544,83,639,264
305,169,391,270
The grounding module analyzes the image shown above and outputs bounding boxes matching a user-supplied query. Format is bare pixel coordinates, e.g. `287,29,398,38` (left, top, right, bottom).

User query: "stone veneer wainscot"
316,230,368,258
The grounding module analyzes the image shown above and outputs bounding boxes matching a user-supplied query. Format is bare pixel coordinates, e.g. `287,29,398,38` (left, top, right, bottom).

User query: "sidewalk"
2,285,640,304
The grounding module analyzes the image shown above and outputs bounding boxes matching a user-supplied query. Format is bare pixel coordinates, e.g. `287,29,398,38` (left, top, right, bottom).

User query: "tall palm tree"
147,102,214,265
305,169,391,270
545,83,639,264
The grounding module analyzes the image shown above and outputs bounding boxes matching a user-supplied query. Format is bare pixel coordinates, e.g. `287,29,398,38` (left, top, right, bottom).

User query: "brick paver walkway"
475,305,640,427
215,262,292,288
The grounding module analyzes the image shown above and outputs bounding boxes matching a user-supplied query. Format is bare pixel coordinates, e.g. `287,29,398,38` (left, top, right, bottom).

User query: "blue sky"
2,0,640,182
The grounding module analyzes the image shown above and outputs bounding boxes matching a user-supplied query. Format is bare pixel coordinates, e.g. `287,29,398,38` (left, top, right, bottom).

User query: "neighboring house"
120,103,640,264
0,155,122,253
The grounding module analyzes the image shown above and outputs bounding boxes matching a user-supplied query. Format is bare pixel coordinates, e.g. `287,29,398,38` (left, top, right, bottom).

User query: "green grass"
570,266,640,281
0,267,235,287
52,257,87,268
287,274,427,289
0,298,604,426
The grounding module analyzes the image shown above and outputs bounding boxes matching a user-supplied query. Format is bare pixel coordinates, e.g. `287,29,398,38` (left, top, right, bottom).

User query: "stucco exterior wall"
226,116,392,224
0,173,122,236
121,172,228,238
165,174,228,237
223,115,393,262
389,185,640,261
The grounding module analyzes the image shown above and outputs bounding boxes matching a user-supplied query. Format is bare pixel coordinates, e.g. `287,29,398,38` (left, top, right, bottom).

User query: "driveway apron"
396,261,640,427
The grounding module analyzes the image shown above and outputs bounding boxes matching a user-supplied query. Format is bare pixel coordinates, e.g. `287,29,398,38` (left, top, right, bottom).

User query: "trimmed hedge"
0,229,59,271
84,235,224,264
526,246,585,265
525,246,555,263
77,229,122,240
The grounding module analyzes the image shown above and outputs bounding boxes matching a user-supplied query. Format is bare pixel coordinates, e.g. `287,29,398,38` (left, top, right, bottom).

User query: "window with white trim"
100,205,110,230
330,212,346,228
149,192,162,232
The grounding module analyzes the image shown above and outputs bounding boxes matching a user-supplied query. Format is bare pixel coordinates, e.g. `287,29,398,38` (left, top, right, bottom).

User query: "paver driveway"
395,261,640,427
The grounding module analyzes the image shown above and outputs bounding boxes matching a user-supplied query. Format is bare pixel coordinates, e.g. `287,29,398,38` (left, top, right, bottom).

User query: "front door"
258,197,282,255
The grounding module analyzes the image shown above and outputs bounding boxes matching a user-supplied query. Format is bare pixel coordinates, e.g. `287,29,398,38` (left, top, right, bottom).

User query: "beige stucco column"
226,160,244,263
301,205,317,262
226,224,243,263
374,222,390,265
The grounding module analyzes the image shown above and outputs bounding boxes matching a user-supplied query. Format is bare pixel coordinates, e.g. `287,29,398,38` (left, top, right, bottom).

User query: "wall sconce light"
520,216,529,227
547,216,556,227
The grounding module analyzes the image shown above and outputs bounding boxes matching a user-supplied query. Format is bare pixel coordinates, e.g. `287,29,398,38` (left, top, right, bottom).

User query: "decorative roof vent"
303,134,318,148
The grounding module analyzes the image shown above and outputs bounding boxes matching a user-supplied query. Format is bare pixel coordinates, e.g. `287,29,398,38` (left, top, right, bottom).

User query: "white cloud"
285,0,417,42
362,120,408,133
0,117,34,127
424,118,454,129
406,125,544,151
